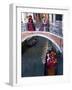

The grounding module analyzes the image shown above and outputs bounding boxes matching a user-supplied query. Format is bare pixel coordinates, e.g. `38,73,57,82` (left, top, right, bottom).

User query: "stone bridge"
21,31,63,52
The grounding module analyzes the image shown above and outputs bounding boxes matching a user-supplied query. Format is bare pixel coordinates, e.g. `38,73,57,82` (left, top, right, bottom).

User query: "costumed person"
47,50,57,75
39,14,49,31
44,51,51,75
27,15,35,31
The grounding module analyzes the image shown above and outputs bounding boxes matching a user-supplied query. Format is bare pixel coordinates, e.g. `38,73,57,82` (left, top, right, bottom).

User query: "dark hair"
28,18,33,23
46,50,51,54
29,15,32,18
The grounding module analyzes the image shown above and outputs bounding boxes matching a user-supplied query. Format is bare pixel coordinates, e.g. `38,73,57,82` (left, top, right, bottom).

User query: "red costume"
27,15,35,31
47,55,57,69
44,50,57,75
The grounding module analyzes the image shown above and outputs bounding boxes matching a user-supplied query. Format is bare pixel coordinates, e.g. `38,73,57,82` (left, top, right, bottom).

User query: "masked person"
27,15,35,31
47,50,57,75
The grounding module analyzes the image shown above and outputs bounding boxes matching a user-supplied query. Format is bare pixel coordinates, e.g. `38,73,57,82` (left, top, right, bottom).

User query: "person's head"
29,15,32,19
51,50,56,57
28,18,33,23
28,15,33,23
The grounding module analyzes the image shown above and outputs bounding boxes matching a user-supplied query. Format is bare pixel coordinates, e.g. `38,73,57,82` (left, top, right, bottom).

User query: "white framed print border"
9,4,70,86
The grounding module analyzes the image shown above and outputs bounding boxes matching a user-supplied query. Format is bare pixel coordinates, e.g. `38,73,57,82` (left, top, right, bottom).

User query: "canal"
21,36,63,77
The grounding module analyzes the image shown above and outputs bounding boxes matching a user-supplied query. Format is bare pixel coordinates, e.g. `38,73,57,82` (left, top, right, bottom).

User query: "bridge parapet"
21,31,63,52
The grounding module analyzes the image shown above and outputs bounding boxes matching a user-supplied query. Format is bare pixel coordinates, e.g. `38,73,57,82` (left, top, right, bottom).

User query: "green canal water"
21,36,63,77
